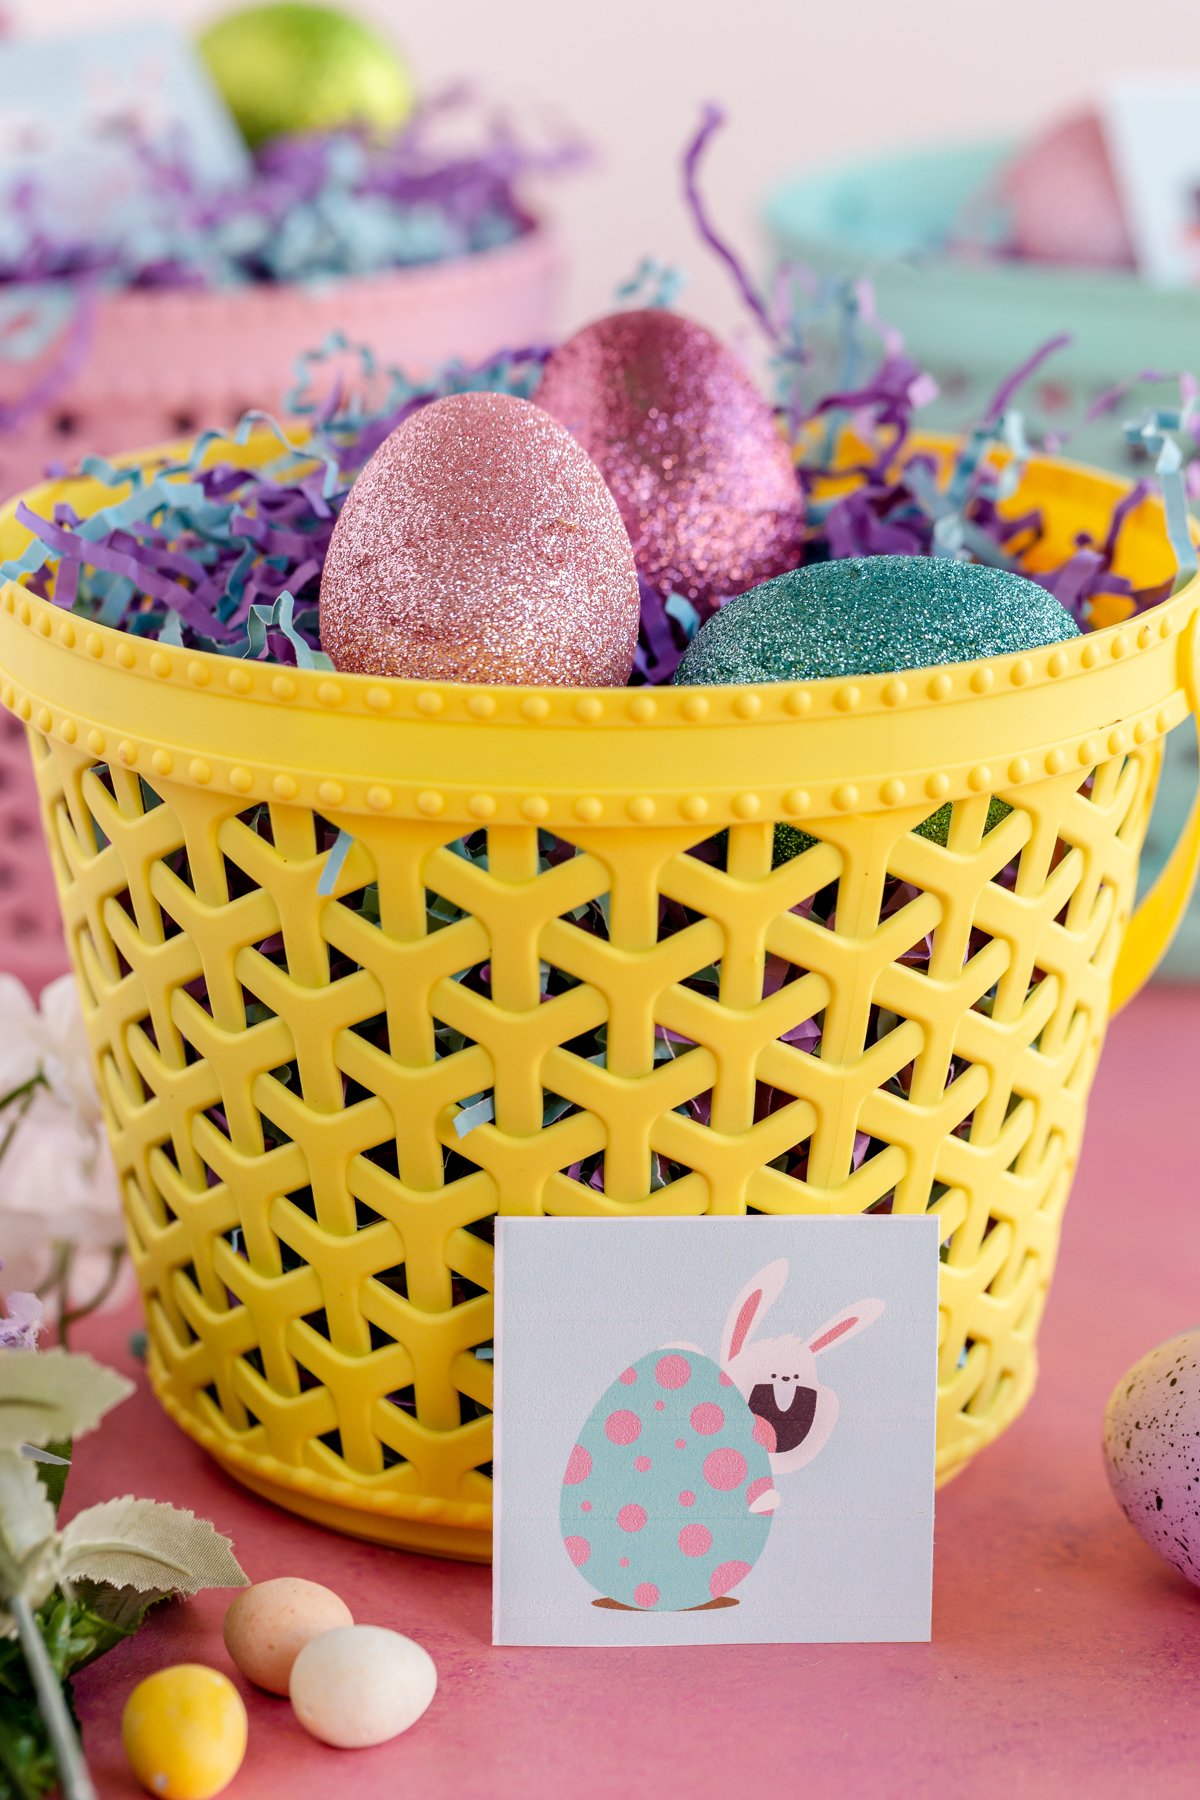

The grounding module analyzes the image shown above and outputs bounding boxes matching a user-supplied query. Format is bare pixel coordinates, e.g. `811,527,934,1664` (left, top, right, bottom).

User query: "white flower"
0,981,129,1321
0,1087,122,1242
34,975,102,1127
0,1171,132,1315
0,973,43,1101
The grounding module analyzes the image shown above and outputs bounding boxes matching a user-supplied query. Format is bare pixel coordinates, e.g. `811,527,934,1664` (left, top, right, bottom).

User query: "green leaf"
0,1693,59,1799
67,1582,163,1667
60,1498,248,1596
0,1352,132,1452
26,1445,70,1517
0,1592,96,1800
0,1584,147,1697
0,1456,58,1628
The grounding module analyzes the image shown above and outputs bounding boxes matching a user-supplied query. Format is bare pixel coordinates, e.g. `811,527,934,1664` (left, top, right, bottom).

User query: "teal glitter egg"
677,556,1080,855
675,555,1081,687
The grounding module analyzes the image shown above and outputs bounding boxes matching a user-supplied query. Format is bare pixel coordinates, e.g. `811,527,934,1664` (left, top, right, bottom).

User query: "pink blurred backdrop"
16,0,1200,341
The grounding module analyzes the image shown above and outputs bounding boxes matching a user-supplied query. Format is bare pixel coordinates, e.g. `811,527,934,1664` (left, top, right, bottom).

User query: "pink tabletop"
68,983,1200,1800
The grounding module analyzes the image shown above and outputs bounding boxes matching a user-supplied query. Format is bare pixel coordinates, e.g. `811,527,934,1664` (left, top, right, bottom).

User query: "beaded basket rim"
0,429,1185,718
0,431,1194,836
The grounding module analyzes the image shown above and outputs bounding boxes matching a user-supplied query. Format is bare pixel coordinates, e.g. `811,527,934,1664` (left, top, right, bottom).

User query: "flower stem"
60,1246,126,1341
0,1080,40,1162
10,1592,97,1800
36,1243,74,1349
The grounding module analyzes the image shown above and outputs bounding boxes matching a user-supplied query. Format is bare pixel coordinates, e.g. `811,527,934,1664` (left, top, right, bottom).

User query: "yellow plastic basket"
0,431,1197,1562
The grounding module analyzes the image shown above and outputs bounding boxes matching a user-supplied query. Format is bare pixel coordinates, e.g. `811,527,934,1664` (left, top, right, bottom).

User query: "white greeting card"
1101,74,1200,287
0,23,250,251
493,1215,938,1647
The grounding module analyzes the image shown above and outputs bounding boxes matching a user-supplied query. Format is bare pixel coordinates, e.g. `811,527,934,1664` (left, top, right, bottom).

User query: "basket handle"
1109,609,1200,1015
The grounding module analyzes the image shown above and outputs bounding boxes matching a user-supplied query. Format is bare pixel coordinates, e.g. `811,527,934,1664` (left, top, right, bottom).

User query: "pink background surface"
68,984,1200,1800
12,0,1200,347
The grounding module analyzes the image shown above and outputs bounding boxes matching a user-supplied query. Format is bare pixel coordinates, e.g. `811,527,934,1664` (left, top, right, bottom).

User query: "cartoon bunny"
560,1258,885,1611
719,1258,885,1513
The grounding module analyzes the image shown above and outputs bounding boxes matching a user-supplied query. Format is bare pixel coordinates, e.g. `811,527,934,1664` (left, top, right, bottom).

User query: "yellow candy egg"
224,1577,353,1694
123,1665,248,1800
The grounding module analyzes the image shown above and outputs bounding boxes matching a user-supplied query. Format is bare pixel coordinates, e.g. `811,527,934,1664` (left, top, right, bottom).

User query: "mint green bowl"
766,139,1200,977
765,139,1200,466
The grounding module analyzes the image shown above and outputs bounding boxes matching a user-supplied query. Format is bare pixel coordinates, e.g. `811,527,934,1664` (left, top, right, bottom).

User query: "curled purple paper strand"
681,103,781,347
982,332,1072,426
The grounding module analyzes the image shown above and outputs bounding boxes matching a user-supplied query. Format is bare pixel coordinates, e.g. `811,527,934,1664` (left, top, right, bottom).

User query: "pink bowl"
0,223,564,499
0,712,60,995
0,223,565,992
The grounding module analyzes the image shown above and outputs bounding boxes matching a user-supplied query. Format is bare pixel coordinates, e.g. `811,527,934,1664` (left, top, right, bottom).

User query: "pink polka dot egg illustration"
560,1348,773,1611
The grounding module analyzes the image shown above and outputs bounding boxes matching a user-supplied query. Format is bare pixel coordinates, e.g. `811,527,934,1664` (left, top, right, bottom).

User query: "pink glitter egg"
1103,1328,1200,1587
319,390,640,685
535,309,805,608
1005,111,1135,270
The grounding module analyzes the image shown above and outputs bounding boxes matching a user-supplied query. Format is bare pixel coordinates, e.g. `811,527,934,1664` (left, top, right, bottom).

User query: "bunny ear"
722,1259,789,1364
808,1298,885,1355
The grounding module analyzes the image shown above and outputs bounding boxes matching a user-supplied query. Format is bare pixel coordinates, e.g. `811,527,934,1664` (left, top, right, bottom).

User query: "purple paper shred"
3,108,1186,680
0,91,585,293
683,104,784,350
981,333,1073,426
3,336,552,660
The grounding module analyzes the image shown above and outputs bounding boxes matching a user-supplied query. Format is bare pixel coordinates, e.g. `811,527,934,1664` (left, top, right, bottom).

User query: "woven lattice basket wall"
0,227,565,1001
0,434,1197,1560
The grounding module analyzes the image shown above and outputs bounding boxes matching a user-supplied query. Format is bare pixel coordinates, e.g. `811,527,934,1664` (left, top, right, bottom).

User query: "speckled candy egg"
319,391,641,686
224,1577,353,1694
561,1349,773,1611
1103,1329,1200,1587
536,309,806,608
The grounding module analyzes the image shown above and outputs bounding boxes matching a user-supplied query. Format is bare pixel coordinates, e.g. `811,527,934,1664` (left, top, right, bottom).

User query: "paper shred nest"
0,95,584,291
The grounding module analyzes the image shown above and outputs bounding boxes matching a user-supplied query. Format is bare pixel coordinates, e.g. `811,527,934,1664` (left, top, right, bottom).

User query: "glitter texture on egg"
319,391,641,686
674,555,1081,687
535,309,806,610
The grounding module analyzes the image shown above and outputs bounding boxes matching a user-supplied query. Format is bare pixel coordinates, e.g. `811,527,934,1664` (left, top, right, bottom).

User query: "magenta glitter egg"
535,308,805,609
319,391,640,686
1103,1328,1200,1587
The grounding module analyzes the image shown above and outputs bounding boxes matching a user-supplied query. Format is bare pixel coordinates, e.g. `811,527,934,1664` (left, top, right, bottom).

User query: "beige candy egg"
224,1578,353,1695
289,1625,437,1748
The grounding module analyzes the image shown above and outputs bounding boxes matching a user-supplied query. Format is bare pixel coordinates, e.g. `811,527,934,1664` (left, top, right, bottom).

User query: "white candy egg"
289,1625,437,1748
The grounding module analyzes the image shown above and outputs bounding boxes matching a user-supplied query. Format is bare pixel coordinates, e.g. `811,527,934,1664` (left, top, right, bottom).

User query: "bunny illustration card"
1099,75,1200,286
493,1216,938,1646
